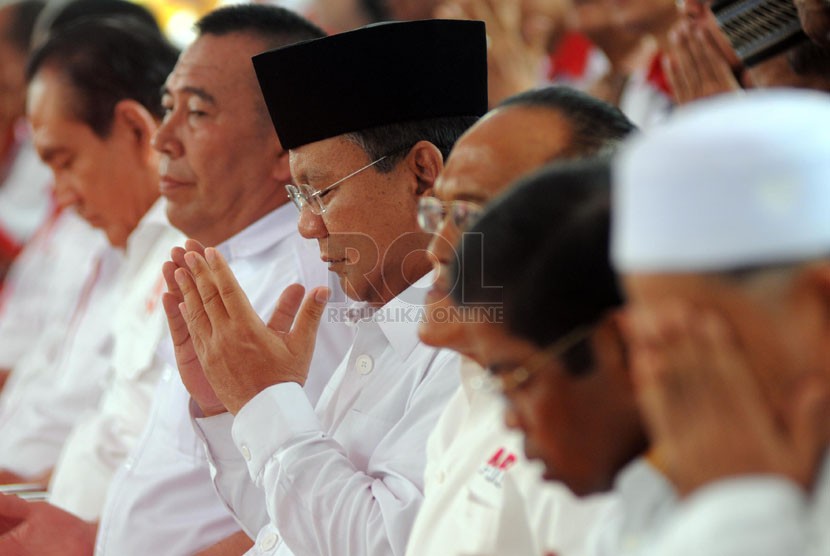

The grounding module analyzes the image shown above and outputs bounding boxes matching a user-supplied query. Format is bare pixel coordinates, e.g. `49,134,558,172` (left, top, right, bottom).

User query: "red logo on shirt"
478,447,517,487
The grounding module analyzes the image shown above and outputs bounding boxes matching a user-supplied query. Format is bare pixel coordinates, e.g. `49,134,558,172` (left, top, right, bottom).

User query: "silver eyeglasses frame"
286,155,388,215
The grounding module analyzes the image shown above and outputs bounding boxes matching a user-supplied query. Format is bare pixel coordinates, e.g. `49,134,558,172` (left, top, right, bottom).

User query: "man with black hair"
0,5,351,556
0,15,183,553
31,0,161,46
446,156,662,556
23,16,182,518
92,6,351,555
408,86,634,556
0,5,352,556
164,18,486,556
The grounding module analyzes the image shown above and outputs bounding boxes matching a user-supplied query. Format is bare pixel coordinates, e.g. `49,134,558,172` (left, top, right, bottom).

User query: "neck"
193,189,288,247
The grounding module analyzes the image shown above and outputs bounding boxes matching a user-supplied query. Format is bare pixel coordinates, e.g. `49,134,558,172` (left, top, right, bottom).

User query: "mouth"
159,175,193,195
321,255,348,269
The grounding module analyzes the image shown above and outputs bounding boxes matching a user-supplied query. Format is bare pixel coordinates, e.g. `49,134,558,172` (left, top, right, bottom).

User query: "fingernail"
184,252,197,268
205,248,217,267
175,269,186,284
179,302,188,318
315,288,330,304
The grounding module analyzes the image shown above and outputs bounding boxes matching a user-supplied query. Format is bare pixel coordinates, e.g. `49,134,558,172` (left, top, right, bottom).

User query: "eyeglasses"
475,325,594,395
417,197,484,234
286,155,388,216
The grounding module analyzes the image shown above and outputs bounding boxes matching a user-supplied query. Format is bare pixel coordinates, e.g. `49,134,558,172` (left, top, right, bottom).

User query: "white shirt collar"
217,202,298,262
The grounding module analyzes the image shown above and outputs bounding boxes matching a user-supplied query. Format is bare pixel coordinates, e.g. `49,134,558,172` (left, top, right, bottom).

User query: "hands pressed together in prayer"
161,240,331,416
663,18,742,105
623,301,830,496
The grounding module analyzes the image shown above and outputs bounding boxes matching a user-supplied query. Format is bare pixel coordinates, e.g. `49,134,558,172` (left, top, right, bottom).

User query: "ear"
404,140,444,197
113,99,158,162
270,141,292,185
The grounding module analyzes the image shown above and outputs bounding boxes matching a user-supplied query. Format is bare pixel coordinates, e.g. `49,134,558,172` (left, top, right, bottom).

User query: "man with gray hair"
612,89,830,556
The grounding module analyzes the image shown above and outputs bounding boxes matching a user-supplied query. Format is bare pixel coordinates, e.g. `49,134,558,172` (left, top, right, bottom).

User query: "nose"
427,217,459,266
297,207,328,240
151,113,183,158
52,175,81,210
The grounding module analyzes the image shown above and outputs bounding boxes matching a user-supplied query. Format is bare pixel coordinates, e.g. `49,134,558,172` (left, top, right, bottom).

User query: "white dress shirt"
0,221,119,477
406,357,616,556
94,204,353,555
0,123,53,244
587,457,676,556
636,451,830,556
0,210,107,371
193,273,461,556
47,200,185,520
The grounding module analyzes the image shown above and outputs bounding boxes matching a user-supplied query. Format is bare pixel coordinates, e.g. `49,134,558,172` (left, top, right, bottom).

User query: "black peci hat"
253,19,489,149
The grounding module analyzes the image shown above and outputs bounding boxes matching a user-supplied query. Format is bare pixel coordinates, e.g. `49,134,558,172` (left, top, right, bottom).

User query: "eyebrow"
38,145,67,164
160,85,217,104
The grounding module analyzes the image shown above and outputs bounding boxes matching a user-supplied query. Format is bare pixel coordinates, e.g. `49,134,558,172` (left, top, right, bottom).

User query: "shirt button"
436,470,446,485
355,354,374,375
260,531,280,551
240,445,252,461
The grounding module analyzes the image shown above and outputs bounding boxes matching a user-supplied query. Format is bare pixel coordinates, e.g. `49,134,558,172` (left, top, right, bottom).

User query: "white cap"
612,90,830,273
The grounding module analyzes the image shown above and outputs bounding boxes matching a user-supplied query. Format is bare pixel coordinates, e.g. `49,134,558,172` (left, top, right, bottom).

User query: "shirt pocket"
447,469,504,555
112,301,166,381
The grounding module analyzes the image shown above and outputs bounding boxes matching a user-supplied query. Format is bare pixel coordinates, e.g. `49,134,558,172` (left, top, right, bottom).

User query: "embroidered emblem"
478,447,517,487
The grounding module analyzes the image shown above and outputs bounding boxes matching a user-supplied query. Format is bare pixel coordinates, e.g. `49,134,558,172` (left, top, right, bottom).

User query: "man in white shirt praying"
165,19,488,556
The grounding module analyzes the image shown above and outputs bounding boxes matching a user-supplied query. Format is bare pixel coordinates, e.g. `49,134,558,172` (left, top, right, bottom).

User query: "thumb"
289,287,330,347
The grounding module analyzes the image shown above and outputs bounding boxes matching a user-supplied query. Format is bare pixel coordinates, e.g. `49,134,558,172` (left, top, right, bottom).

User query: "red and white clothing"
406,358,615,556
47,200,185,520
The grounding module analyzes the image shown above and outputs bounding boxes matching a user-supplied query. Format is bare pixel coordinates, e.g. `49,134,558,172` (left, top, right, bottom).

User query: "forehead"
436,105,572,203
27,69,76,128
165,32,265,98
288,135,369,182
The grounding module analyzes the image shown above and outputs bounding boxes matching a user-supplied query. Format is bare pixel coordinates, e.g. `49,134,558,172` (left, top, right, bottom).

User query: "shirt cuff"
231,382,321,483
190,399,239,463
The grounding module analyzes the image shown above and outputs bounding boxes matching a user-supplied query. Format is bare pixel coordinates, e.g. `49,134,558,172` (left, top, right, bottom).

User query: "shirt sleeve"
191,404,270,538
232,357,457,556
639,476,810,556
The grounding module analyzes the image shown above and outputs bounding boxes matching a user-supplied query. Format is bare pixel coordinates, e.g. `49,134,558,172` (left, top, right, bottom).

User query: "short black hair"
31,0,160,47
26,17,178,137
499,86,636,158
345,115,480,172
0,0,46,53
451,157,622,375
195,4,325,50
